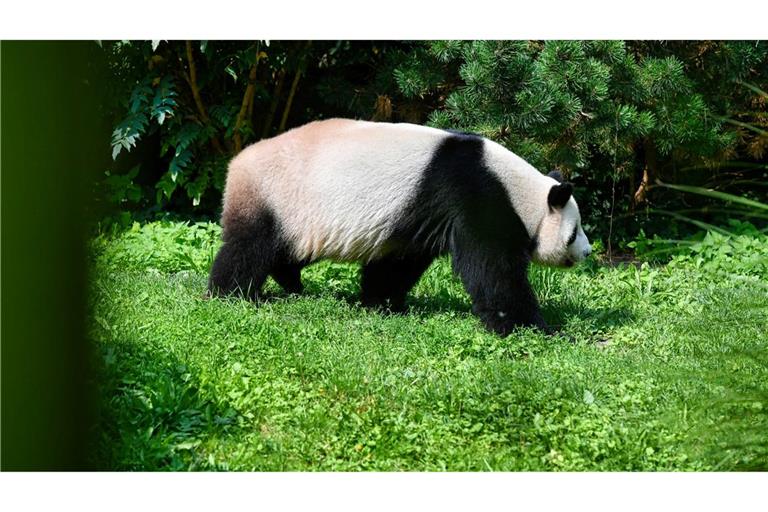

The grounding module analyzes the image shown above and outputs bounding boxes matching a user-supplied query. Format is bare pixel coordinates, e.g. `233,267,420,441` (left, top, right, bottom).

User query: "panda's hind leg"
360,253,434,312
271,262,305,294
208,211,280,301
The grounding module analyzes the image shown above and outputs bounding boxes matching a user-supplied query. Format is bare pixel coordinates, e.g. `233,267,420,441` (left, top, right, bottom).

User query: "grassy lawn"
89,222,768,470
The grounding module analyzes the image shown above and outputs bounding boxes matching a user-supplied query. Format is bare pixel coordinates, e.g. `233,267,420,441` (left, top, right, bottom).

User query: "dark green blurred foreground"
88,222,767,470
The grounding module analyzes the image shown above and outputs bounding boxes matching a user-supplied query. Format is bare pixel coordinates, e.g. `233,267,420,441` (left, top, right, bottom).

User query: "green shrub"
629,221,768,279
92,221,222,274
669,229,768,279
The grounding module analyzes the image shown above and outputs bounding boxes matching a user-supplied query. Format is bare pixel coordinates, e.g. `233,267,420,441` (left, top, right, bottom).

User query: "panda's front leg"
473,299,552,336
452,246,551,336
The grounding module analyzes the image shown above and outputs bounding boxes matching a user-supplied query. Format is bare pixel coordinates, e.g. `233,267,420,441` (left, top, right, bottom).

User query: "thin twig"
607,107,619,260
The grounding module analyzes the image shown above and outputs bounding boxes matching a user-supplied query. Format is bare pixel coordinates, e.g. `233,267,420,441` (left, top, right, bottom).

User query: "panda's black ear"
548,182,573,209
547,170,564,183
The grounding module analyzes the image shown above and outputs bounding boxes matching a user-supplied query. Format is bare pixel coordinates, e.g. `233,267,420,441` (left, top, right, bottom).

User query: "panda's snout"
583,246,592,258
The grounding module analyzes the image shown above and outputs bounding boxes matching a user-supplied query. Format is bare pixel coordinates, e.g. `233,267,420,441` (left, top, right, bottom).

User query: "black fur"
547,182,573,209
271,262,305,294
208,208,301,299
567,225,578,246
547,169,564,183
360,254,435,312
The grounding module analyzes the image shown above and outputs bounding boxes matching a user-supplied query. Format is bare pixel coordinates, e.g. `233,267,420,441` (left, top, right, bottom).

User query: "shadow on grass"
89,340,240,471
254,260,637,334
540,299,636,331
295,280,635,336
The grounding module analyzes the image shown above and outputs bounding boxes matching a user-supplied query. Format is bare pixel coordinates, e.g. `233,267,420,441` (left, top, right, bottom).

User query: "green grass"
89,222,768,470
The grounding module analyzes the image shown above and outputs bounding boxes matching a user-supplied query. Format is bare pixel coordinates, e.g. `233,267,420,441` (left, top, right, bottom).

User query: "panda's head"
530,171,591,268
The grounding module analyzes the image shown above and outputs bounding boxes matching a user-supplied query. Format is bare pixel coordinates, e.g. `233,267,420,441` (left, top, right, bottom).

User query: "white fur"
531,200,590,266
228,119,446,262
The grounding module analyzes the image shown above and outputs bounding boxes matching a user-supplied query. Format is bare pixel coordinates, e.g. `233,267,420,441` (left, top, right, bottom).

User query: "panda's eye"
567,225,578,245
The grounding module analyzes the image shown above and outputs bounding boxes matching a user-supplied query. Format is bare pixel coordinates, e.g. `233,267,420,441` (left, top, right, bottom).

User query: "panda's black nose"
583,247,592,258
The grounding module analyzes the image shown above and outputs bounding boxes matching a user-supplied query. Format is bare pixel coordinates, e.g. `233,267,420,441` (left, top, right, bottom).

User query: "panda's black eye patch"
567,225,578,245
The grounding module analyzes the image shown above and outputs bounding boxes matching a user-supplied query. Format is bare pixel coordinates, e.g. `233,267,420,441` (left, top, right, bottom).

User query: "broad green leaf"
169,147,193,181
657,181,768,211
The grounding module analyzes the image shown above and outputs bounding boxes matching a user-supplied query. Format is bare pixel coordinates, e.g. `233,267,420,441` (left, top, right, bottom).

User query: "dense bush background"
99,40,768,250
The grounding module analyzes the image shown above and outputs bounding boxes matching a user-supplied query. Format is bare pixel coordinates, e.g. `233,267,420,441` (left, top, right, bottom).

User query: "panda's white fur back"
225,119,442,261
223,118,577,264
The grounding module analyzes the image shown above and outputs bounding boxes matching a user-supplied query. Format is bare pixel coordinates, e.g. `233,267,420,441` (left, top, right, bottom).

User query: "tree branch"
278,41,311,134
184,40,225,154
233,44,262,153
261,69,286,139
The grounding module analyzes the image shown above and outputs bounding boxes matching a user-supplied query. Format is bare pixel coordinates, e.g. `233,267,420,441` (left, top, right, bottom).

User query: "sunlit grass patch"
89,222,768,470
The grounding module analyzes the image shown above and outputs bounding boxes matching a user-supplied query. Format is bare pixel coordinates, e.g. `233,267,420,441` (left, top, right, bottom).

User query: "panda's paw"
478,310,516,336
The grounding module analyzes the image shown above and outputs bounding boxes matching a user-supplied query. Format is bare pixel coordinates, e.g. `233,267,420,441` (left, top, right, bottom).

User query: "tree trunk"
233,46,262,153
372,95,393,121
275,42,311,136
278,67,302,134
261,69,286,139
184,41,225,154
632,138,658,209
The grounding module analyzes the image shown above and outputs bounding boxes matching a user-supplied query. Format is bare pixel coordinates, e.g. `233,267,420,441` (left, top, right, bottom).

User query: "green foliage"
110,77,152,160
99,41,768,246
669,228,768,278
89,221,768,470
100,41,413,216
101,166,142,204
392,40,768,242
91,221,222,274
630,220,768,276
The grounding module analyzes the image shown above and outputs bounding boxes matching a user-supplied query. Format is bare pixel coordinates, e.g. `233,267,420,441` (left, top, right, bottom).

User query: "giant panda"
208,118,591,335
